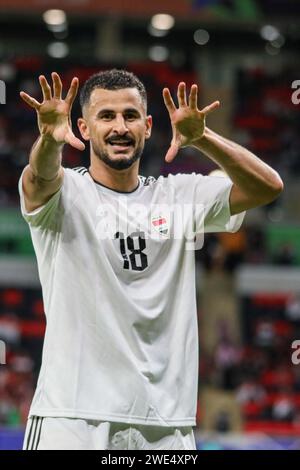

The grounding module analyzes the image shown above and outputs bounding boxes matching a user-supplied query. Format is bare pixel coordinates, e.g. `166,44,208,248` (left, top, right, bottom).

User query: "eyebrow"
97,108,141,117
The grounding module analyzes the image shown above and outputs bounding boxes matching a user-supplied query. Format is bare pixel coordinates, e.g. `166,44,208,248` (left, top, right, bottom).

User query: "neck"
89,155,140,193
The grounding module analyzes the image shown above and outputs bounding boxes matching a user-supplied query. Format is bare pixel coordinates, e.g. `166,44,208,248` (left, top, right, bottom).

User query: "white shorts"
23,416,196,450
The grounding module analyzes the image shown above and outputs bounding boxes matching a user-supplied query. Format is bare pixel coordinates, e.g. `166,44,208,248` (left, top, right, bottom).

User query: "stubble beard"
91,141,144,171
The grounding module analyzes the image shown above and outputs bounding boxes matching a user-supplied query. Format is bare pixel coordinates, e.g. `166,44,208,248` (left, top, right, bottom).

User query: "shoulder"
65,166,91,185
61,167,93,196
138,173,206,204
71,166,89,176
156,172,205,191
139,172,203,189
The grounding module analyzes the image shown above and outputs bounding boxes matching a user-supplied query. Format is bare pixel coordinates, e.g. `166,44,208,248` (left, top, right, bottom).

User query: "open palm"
20,72,85,151
163,82,219,162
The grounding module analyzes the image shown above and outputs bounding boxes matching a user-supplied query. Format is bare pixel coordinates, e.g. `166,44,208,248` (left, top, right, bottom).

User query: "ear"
77,117,90,141
145,115,152,140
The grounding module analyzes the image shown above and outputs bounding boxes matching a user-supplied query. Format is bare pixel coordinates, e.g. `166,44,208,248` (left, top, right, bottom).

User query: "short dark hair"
79,69,147,112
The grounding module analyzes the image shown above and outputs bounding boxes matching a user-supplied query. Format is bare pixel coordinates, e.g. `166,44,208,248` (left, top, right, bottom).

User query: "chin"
110,153,131,160
104,155,137,171
110,154,132,164
93,143,142,171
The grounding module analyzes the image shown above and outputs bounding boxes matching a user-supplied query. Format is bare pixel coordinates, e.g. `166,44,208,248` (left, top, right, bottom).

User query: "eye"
100,113,114,120
125,113,137,121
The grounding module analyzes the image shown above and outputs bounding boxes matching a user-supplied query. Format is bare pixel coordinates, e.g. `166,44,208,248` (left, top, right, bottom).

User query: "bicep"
22,165,64,213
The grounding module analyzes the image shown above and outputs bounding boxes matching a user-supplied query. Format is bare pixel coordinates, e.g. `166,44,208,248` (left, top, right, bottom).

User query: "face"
78,87,152,170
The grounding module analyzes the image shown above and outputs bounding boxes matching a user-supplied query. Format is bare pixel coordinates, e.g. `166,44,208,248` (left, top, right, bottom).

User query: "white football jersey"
19,167,244,426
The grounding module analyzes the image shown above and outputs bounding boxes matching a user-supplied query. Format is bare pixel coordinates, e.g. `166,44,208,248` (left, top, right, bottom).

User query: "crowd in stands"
0,288,44,425
198,236,300,435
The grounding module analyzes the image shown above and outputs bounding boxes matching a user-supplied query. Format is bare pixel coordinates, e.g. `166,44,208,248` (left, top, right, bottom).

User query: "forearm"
192,127,283,200
29,134,63,181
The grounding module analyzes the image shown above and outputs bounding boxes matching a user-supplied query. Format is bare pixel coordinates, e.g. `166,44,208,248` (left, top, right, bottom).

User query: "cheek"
135,125,148,140
90,125,106,141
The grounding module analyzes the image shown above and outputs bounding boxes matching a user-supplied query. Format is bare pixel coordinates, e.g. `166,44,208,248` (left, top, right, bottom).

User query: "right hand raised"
20,72,85,151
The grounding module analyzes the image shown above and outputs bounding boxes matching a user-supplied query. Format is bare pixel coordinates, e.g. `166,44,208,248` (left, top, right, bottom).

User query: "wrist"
191,127,210,150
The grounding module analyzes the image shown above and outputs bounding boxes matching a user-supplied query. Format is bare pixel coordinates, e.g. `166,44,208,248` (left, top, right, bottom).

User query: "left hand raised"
163,82,220,162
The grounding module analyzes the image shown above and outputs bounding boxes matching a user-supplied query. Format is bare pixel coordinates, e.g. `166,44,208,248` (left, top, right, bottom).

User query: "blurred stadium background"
0,0,300,450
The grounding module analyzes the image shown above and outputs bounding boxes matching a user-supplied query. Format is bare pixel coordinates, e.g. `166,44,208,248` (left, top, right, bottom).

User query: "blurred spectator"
236,379,266,405
285,295,300,323
0,350,34,426
273,243,297,266
254,319,275,348
272,391,296,422
0,313,21,346
214,410,231,433
214,321,241,390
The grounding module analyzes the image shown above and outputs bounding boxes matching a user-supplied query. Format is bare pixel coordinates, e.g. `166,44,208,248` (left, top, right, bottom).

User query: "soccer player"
19,70,283,450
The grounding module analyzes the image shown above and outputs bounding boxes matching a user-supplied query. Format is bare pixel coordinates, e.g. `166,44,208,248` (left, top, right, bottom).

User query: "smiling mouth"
107,139,135,153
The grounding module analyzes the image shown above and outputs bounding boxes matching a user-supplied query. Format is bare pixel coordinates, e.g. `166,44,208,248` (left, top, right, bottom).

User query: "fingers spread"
201,100,220,115
39,75,52,101
165,143,179,163
163,88,176,115
20,91,41,110
189,84,198,109
65,77,79,107
65,131,85,151
52,72,62,99
177,82,187,107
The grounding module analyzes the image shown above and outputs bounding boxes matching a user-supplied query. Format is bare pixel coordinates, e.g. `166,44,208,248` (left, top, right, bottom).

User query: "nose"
113,115,129,134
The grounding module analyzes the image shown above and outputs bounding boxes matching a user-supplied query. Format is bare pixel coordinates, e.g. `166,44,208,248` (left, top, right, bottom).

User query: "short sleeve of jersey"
18,168,78,229
169,172,245,234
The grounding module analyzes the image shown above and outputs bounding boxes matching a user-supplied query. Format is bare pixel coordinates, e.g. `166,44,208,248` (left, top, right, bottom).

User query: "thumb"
165,143,179,163
201,100,220,115
65,131,85,151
